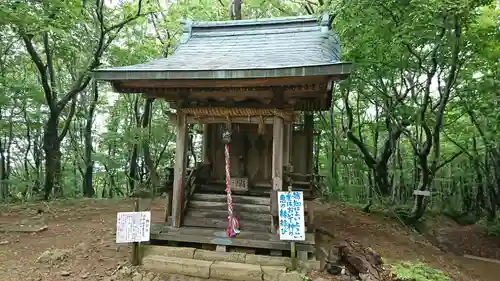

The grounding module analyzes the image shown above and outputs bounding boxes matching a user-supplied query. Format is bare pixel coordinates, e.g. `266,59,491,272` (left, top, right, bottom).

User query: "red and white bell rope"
223,133,240,237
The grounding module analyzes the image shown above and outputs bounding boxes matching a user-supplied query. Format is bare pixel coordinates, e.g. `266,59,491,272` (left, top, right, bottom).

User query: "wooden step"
150,224,316,252
192,193,270,205
186,209,271,222
199,184,314,198
182,216,269,232
205,181,315,190
189,200,270,213
198,184,268,196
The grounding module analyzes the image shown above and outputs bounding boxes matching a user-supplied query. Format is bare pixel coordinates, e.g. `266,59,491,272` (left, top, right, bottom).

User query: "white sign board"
116,211,151,244
278,191,305,241
413,190,431,197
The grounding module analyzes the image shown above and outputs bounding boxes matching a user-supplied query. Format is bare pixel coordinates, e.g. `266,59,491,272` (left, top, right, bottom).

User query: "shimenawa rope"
222,130,240,237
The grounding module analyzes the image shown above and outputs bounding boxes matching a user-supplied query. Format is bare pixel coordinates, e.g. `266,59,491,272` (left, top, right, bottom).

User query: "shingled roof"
93,14,352,80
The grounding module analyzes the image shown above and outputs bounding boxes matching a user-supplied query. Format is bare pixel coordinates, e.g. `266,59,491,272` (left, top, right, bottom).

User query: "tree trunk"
43,113,62,199
329,103,338,188
410,164,431,222
83,81,99,197
23,105,32,195
0,137,7,201
141,98,160,193
33,127,42,196
229,0,242,20
471,138,485,217
486,183,497,221
0,109,8,200
129,147,139,194
128,97,141,194
491,151,500,210
72,157,79,193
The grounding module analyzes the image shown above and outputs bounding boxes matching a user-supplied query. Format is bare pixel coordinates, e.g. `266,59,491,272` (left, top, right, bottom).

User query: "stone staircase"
142,246,319,281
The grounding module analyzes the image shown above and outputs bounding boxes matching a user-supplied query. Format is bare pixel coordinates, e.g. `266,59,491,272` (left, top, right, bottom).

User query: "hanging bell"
222,131,231,144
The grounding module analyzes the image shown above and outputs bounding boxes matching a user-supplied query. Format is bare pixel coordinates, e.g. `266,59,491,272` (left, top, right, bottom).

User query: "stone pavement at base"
142,246,319,281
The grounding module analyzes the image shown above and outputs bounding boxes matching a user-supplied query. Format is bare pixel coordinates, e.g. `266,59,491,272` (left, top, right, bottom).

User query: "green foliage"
443,208,480,225
486,222,500,237
479,216,500,237
391,262,450,281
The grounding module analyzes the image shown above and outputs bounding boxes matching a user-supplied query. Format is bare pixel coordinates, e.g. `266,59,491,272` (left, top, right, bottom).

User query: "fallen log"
321,239,390,281
337,239,386,280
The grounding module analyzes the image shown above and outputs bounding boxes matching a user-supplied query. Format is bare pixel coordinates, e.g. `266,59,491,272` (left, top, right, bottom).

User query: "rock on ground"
35,249,71,264
103,264,164,281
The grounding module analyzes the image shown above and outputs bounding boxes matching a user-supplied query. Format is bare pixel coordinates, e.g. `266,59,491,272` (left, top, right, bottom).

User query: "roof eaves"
93,62,353,81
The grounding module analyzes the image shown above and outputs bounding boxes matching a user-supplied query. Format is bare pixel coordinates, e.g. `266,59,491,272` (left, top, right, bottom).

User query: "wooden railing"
164,163,211,224
182,163,211,219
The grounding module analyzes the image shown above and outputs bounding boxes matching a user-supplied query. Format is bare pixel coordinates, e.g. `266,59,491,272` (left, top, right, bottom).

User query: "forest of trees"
0,0,498,230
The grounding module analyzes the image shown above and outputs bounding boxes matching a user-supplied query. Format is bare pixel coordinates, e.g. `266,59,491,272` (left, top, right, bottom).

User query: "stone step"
142,255,287,281
192,193,270,205
143,246,292,267
142,246,320,281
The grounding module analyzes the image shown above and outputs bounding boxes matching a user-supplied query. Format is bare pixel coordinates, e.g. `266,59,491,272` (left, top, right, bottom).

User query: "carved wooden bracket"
271,87,285,108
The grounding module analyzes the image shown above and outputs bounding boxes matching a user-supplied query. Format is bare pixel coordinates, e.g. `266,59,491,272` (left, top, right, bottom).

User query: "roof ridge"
181,15,319,28
191,25,322,38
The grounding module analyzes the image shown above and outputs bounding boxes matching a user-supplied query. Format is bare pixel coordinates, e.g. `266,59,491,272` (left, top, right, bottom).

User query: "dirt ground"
311,201,500,281
0,198,499,281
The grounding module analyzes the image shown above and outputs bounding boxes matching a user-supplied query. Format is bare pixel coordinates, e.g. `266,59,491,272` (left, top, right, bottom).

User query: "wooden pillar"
284,123,292,166
304,113,314,176
270,116,284,234
171,111,188,228
202,124,210,163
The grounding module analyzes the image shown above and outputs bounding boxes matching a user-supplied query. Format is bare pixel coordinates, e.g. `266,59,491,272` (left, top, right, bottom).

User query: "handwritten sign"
116,211,151,243
278,191,305,241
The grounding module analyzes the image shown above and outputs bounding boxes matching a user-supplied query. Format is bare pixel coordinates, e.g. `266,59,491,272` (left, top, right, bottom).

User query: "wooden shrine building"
94,14,352,257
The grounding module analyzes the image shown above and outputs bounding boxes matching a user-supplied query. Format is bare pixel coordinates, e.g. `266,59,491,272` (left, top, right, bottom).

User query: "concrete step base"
143,255,285,281
141,246,320,281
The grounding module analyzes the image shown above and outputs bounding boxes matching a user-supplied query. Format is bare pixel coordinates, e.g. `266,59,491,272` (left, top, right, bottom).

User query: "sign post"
116,199,151,265
277,190,305,270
